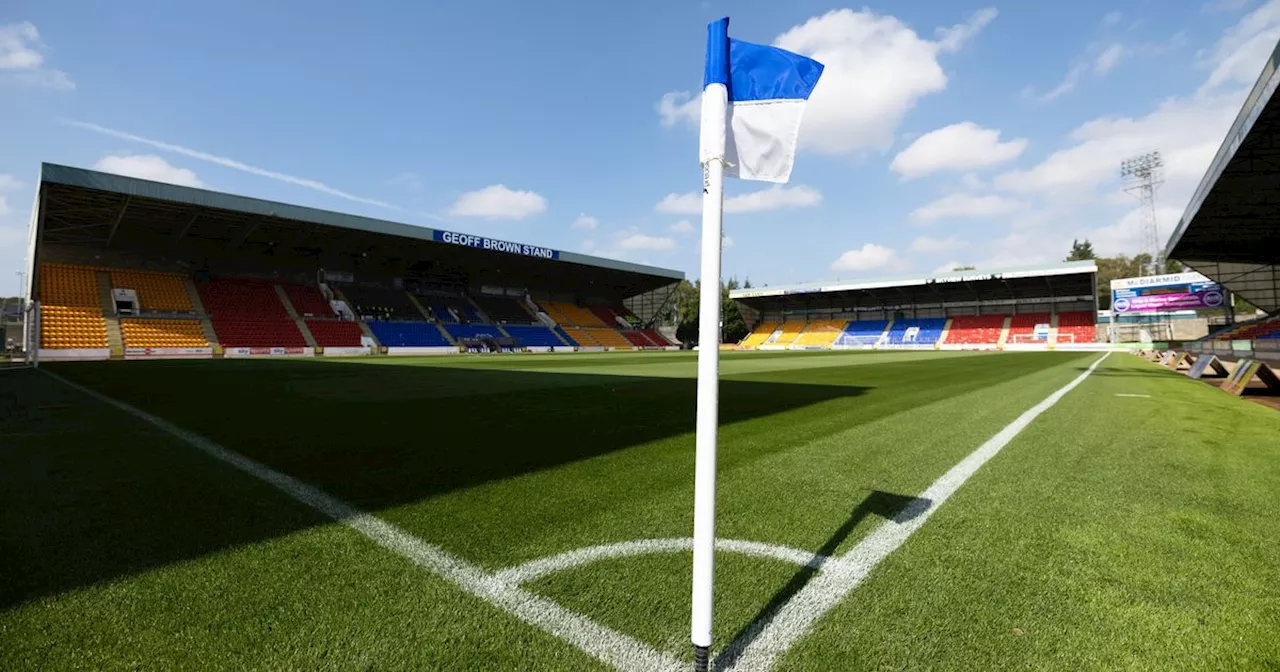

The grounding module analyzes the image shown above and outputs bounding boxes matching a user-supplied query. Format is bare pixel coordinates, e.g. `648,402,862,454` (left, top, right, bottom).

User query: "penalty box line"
716,352,1112,672
42,370,684,672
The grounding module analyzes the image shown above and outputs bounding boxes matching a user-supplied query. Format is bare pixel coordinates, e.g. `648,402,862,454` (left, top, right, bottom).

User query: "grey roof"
729,261,1098,300
1164,37,1280,263
38,163,684,281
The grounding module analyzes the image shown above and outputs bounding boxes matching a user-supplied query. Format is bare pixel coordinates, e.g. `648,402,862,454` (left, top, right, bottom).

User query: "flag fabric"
700,17,824,183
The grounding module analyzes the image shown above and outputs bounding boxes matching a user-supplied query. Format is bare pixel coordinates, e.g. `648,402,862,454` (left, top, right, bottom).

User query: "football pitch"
2,350,1278,670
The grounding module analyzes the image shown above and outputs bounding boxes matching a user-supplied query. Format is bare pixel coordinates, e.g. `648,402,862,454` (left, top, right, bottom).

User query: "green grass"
1,351,1277,670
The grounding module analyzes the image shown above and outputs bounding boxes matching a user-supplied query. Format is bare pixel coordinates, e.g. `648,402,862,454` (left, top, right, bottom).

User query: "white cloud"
1102,11,1124,26
890,122,1027,178
658,7,996,154
68,121,401,210
657,92,700,127
830,243,903,272
935,7,999,52
617,233,676,252
655,185,822,215
909,234,971,254
975,0,1274,265
993,92,1239,203
1200,0,1280,89
959,173,984,190
0,21,74,90
910,193,1020,223
92,155,205,188
1094,44,1124,74
1025,63,1087,102
670,220,695,235
448,184,547,219
571,213,599,230
722,235,735,249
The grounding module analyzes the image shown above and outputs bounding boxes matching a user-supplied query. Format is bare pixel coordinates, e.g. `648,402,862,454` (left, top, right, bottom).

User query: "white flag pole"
691,76,728,670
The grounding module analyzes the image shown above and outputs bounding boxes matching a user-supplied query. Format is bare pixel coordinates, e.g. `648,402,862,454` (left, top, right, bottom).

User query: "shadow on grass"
1,362,868,611
3,351,1079,611
713,490,929,670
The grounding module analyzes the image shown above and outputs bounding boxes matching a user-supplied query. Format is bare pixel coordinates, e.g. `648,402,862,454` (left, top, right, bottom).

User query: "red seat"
947,315,1006,344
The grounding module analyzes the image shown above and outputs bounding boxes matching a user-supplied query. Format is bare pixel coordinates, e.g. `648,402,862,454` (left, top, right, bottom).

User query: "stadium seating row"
39,264,108,349
110,269,194,312
120,318,209,348
742,312,1099,348
35,263,668,352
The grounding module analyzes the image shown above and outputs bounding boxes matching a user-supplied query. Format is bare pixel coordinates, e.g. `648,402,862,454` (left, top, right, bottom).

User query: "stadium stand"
39,263,108,349
590,305,639,330
1210,314,1280,340
771,321,806,346
623,331,651,347
444,323,505,341
341,285,424,321
109,269,194,312
304,320,363,347
793,320,847,347
583,326,634,349
555,325,578,346
642,328,672,346
833,320,889,347
471,294,534,323
886,318,945,345
1055,311,1096,344
946,315,1006,345
198,277,307,348
422,296,479,324
501,323,565,347
119,318,209,348
282,284,336,318
542,301,609,327
1007,312,1051,342
740,322,780,348
367,321,452,347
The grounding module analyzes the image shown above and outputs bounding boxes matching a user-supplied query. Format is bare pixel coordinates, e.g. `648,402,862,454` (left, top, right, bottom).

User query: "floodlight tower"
1120,151,1165,276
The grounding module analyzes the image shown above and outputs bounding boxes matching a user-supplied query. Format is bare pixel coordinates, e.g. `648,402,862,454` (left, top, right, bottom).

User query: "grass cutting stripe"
716,353,1111,671
40,370,685,672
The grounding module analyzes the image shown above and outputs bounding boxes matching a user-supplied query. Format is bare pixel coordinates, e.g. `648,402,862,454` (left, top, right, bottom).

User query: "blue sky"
2,0,1278,292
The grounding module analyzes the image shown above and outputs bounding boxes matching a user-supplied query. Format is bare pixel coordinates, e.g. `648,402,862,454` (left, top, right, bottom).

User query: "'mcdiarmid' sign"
433,230,559,260
1110,271,1226,313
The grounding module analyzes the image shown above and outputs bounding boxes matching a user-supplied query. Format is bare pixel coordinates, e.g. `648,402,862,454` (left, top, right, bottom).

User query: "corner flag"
690,16,823,671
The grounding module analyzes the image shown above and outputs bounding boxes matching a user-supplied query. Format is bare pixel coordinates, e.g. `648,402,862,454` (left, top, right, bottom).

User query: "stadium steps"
183,277,220,349
95,271,125,359
996,316,1012,348
874,318,894,349
274,285,318,350
463,294,492,324
403,292,436,321
937,318,953,345
433,322,456,345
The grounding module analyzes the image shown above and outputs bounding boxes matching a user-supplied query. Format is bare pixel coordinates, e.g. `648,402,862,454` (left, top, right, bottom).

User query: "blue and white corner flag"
700,17,824,183
689,18,825,671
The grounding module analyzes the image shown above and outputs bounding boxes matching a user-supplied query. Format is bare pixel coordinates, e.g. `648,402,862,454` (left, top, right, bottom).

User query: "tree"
673,280,699,345
1065,239,1097,261
721,281,748,344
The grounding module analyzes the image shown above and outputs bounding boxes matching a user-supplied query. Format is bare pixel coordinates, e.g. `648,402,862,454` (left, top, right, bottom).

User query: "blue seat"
834,320,888,346
502,324,564,347
886,318,946,345
367,321,451,347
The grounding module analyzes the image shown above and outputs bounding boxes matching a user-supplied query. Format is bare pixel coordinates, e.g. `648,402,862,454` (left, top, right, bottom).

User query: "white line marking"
718,352,1111,672
495,538,833,586
1114,393,1151,398
43,371,682,672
